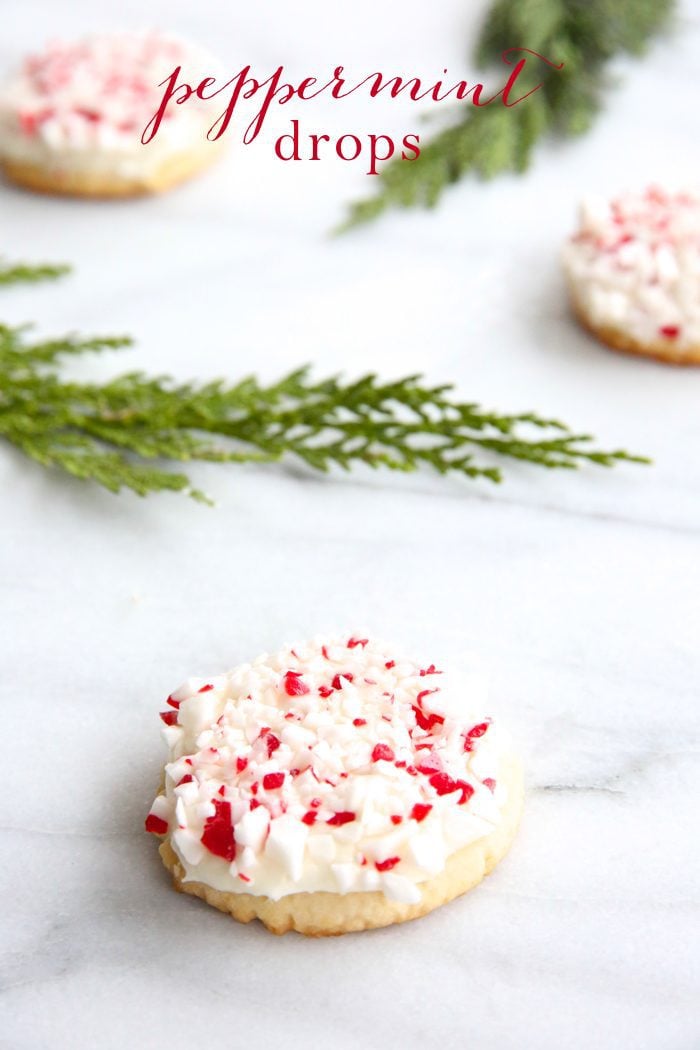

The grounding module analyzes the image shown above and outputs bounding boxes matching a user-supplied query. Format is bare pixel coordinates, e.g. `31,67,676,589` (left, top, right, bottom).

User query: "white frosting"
562,187,700,352
146,636,512,904
0,31,219,178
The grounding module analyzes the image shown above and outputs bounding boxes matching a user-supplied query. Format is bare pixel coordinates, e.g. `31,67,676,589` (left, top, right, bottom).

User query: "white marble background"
1,1,699,1048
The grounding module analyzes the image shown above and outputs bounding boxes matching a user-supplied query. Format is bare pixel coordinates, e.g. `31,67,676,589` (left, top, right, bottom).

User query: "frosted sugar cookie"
145,636,523,936
0,31,222,197
563,187,700,364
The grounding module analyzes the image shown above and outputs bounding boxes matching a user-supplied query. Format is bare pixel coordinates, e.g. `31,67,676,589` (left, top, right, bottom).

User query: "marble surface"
2,2,700,1048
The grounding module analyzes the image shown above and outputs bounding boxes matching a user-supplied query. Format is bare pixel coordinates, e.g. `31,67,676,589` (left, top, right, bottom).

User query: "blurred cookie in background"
0,31,224,197
563,187,700,365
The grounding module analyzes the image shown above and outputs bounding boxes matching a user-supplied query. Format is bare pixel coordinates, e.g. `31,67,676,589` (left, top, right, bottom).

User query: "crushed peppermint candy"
145,636,508,905
563,187,700,354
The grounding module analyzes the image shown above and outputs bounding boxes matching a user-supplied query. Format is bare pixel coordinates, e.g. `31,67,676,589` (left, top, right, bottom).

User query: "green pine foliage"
340,0,675,229
0,265,648,502
0,260,71,284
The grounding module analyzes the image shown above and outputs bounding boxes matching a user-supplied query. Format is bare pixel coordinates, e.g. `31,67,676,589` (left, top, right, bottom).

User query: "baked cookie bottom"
570,295,700,366
157,756,524,937
0,145,221,198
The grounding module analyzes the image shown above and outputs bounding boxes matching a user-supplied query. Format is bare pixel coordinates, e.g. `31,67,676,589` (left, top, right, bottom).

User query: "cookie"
562,187,700,365
145,636,523,935
0,31,223,197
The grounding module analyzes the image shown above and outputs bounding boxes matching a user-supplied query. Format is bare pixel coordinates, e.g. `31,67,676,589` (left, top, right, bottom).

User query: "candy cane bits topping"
145,813,168,835
200,799,236,862
150,636,504,900
264,732,281,757
262,772,285,790
371,743,395,763
326,811,356,826
375,857,401,872
331,672,354,690
283,671,310,696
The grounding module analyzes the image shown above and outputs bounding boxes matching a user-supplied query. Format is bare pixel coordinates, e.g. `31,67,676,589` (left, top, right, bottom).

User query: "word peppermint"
143,49,563,175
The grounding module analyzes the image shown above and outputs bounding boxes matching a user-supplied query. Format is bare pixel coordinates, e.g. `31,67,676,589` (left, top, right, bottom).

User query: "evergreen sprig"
0,260,72,285
340,0,675,229
0,321,649,503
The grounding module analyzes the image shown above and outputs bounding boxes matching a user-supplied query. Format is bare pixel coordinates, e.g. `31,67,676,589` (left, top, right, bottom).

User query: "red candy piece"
236,756,248,773
390,815,403,825
410,803,432,822
283,671,310,696
176,774,193,787
19,112,38,136
467,722,490,738
262,772,285,790
19,108,54,136
159,710,178,726
659,324,680,339
318,686,334,698
198,684,214,693
200,799,236,861
371,743,395,763
166,694,180,709
412,691,444,732
384,660,395,669
375,856,401,872
74,107,101,123
353,718,367,727
416,689,438,704
265,733,281,757
302,810,317,825
429,772,459,796
331,672,354,690
347,637,369,649
145,813,168,835
412,707,444,732
326,811,356,826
